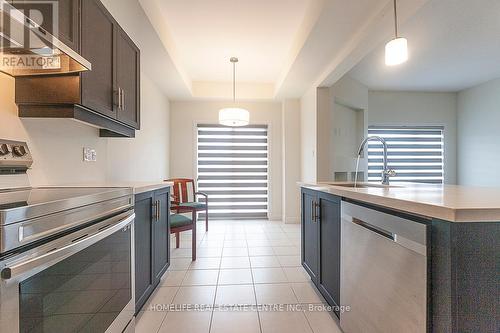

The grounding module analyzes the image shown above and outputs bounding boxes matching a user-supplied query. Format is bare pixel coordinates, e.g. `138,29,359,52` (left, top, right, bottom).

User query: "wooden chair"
170,211,197,260
167,178,209,231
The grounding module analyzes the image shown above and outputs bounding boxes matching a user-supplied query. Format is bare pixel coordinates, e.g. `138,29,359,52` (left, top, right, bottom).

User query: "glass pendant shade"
385,37,408,66
219,57,250,127
219,107,250,127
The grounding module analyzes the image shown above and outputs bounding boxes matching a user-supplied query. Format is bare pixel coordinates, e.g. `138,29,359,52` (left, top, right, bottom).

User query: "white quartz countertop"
125,181,174,194
299,182,500,222
40,181,173,195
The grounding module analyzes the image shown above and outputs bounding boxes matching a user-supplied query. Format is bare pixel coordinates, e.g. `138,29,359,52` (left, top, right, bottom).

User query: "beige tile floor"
136,220,342,333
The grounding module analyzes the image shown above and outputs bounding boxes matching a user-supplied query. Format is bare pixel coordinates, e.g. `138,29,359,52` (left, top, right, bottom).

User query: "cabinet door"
301,189,319,283
152,188,170,283
115,27,140,129
80,0,116,118
134,191,155,313
9,0,80,52
54,0,80,51
318,193,341,317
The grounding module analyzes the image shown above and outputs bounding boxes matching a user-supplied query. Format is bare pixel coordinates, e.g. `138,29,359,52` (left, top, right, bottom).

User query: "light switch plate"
83,147,97,162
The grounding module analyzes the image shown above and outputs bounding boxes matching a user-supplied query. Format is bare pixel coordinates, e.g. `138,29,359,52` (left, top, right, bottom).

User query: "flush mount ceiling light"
219,57,250,127
385,0,408,66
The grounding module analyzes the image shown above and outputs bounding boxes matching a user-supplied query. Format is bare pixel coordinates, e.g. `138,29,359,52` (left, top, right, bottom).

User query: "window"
367,126,444,184
197,124,268,220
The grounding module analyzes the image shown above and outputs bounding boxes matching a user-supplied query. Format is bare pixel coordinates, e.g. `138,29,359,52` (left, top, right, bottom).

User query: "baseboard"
284,216,300,224
268,214,282,221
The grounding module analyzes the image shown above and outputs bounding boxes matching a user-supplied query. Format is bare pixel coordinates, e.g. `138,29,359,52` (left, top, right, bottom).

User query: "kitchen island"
300,182,499,333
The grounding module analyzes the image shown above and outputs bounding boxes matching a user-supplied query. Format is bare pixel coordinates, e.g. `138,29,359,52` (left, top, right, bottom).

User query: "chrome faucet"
358,136,396,185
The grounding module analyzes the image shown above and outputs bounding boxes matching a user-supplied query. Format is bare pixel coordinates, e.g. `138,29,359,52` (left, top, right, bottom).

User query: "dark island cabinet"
317,193,341,316
301,188,341,318
301,188,319,282
134,191,155,313
134,187,170,313
152,188,170,281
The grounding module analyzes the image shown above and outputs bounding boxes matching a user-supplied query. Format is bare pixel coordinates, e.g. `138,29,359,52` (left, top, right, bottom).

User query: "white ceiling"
274,0,391,98
348,0,500,92
155,0,312,83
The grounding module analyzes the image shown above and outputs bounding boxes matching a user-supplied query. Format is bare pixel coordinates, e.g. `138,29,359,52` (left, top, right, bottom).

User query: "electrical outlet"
83,147,97,162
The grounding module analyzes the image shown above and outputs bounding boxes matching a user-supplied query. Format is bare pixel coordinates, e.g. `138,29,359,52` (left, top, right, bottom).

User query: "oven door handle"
1,213,135,280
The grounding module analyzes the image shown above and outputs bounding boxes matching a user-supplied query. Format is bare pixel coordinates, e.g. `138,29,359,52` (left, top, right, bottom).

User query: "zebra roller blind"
197,124,268,220
367,126,444,184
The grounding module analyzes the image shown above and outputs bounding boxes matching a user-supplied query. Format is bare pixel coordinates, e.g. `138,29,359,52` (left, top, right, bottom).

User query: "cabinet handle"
152,201,157,222
311,200,314,222
316,202,321,221
311,201,319,223
119,88,123,110
122,89,125,110
315,202,320,222
115,88,120,110
118,87,122,110
157,200,161,221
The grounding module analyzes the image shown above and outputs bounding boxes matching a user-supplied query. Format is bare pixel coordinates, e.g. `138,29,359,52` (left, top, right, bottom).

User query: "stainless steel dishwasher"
340,201,428,333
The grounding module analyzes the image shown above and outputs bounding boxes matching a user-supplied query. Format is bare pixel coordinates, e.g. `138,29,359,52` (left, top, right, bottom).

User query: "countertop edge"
38,182,174,195
133,182,173,195
299,183,500,223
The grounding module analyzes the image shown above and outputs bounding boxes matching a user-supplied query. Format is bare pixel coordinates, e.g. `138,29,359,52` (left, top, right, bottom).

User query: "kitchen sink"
326,183,402,189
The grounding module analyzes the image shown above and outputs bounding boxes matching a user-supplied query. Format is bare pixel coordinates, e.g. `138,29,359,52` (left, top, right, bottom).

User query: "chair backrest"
168,178,196,204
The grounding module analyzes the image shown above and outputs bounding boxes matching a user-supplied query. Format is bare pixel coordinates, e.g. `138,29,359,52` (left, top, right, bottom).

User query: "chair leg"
205,207,209,232
192,211,197,261
176,232,180,248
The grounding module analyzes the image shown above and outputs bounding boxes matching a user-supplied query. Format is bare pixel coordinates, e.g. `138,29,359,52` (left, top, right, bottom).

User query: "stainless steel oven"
0,139,136,332
0,211,135,333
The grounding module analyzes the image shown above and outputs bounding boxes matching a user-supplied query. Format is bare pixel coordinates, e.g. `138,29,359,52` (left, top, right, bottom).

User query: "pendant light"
385,0,408,66
219,57,250,127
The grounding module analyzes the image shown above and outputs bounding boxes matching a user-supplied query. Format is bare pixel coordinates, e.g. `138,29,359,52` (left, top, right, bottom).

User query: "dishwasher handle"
349,215,427,256
352,218,394,241
343,200,428,257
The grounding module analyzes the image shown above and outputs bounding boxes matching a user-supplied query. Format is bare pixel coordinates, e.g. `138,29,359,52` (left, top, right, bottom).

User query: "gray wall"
457,79,500,186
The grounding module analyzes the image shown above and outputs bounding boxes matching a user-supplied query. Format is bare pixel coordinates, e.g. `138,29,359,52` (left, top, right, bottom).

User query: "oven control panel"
0,139,33,170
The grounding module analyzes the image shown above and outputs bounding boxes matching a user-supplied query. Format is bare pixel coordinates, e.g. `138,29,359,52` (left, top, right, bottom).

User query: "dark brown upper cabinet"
115,27,140,128
80,0,116,119
13,0,141,137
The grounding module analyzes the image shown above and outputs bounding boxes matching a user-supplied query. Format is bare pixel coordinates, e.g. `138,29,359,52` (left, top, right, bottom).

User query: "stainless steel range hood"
0,0,91,77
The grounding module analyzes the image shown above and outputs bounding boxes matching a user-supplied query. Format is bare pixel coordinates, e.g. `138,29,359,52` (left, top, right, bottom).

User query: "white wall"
169,101,283,220
282,99,301,223
327,76,368,181
316,87,330,181
457,78,500,186
300,86,317,182
106,74,170,183
368,91,458,184
301,75,369,183
0,74,109,185
0,0,170,186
